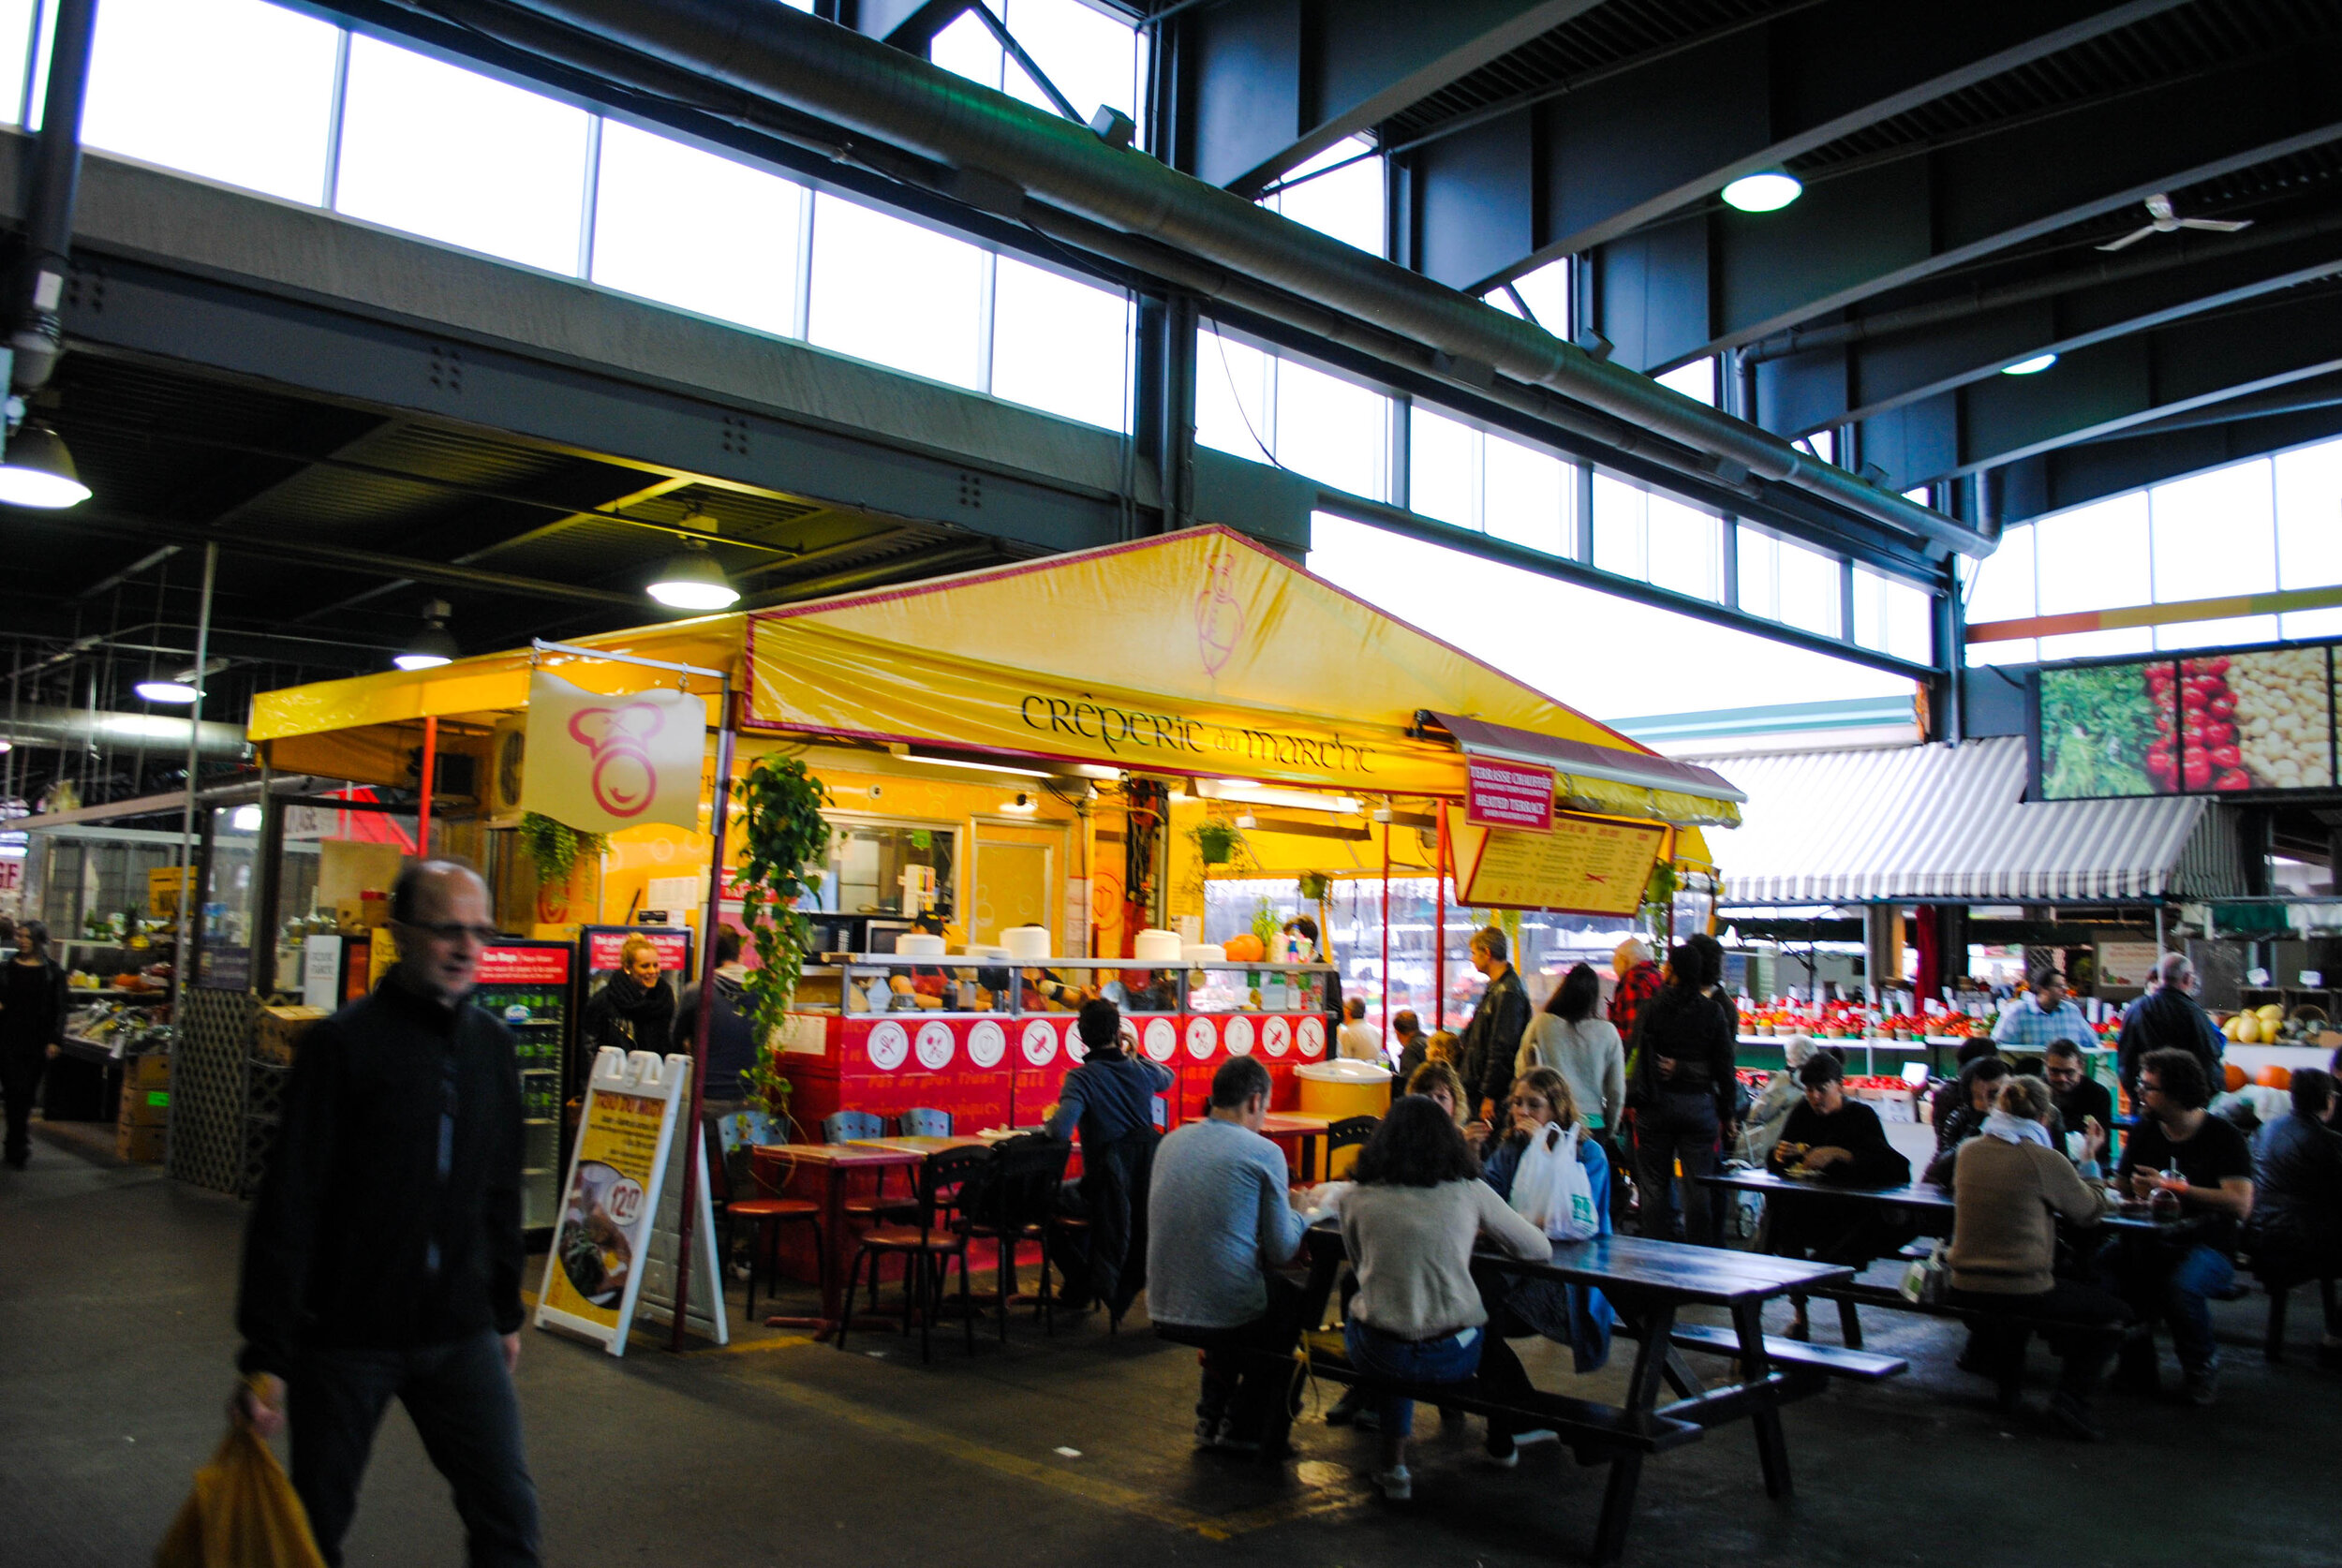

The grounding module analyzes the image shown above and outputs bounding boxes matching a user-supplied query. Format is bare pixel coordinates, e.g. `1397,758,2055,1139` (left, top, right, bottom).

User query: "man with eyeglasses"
2110,1048,2255,1407
230,859,540,1567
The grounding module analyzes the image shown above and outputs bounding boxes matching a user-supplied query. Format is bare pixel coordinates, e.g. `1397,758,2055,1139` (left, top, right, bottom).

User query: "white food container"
1133,928,1182,963
1001,925,1053,963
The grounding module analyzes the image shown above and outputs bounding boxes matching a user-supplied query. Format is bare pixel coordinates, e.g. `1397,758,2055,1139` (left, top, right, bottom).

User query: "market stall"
241,526,1744,1146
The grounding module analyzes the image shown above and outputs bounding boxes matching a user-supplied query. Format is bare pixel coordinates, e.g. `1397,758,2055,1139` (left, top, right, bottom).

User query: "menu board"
2037,643,2338,800
1459,811,1667,916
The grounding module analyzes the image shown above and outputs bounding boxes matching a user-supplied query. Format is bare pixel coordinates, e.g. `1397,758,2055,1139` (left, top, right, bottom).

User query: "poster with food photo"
2219,648,2333,790
2039,661,2173,799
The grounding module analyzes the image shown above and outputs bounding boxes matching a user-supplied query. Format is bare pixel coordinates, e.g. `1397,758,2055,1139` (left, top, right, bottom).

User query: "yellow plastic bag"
155,1418,326,1568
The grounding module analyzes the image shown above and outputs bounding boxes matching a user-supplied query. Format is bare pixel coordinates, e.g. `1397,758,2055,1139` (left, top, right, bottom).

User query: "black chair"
2257,1261,2340,1363
837,1146,989,1362
1323,1116,1380,1180
960,1137,1075,1339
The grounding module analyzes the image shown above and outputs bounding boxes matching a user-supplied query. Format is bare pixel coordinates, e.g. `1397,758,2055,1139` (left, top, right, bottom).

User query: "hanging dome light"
1721,170,1802,213
394,599,460,670
2001,352,2059,376
0,422,91,509
135,676,199,704
646,538,739,610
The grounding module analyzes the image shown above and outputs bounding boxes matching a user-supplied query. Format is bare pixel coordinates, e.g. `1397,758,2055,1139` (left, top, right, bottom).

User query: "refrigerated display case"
471,940,574,1235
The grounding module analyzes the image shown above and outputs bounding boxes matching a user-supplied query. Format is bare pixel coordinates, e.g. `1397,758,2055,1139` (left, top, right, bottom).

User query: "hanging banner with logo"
536,1047,723,1354
520,671,704,834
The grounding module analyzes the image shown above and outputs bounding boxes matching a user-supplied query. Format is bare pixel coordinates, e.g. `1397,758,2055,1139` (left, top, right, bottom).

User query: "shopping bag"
1899,1240,1949,1307
1510,1122,1600,1242
155,1417,325,1568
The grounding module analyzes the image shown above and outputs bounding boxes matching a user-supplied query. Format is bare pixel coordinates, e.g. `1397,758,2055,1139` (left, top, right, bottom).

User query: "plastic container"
1181,942,1226,964
1001,925,1052,963
1296,1058,1392,1119
1133,928,1182,963
897,933,946,957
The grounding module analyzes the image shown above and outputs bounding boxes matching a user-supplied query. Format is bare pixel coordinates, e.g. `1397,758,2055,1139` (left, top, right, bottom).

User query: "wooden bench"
1665,1322,1908,1381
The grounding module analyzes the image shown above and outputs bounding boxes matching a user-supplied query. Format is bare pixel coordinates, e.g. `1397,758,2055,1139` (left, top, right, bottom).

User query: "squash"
2230,1013,2260,1044
2225,1063,2248,1092
1223,933,1267,964
2260,1065,2293,1091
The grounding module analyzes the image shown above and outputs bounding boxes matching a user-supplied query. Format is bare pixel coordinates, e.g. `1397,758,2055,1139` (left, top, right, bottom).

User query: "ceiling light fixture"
898,748,1052,779
1720,170,1801,213
1001,792,1038,815
2001,352,2059,376
0,422,91,509
646,538,739,610
230,804,263,831
136,677,199,704
394,599,459,671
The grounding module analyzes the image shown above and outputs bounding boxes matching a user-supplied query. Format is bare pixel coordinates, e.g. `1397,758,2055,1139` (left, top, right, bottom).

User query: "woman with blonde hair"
579,934,674,1100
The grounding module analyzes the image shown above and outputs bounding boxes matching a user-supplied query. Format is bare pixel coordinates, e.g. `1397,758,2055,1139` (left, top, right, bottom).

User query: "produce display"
2039,647,2336,799
2220,1001,2330,1046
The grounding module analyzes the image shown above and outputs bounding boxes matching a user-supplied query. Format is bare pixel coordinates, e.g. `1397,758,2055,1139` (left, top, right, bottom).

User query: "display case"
783,955,1336,1134
471,940,574,1236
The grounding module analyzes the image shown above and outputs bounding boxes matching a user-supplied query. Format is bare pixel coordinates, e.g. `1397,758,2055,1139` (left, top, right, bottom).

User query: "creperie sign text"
1018,691,1375,776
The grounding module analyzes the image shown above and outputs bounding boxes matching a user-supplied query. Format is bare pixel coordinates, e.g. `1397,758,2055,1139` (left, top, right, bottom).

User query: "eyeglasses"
403,921,499,946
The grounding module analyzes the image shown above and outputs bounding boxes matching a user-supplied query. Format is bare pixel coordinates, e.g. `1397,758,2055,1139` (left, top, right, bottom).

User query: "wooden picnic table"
1701,1168,2200,1347
1257,1111,1337,1180
1259,1222,1877,1563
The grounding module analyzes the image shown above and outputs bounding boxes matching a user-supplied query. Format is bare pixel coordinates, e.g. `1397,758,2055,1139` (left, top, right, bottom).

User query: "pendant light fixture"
394,599,459,670
0,421,90,509
646,511,740,610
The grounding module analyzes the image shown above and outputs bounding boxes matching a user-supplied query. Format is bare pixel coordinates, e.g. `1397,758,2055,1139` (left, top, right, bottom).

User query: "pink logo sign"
1193,553,1244,677
567,701,666,819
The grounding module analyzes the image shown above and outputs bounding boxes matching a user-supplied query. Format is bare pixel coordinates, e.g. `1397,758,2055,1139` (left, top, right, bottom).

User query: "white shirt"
1336,1020,1384,1062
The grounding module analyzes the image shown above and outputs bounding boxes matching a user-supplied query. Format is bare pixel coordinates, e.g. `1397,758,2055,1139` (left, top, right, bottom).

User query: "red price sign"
603,1177,645,1226
1464,757,1556,831
586,928,691,973
475,945,571,984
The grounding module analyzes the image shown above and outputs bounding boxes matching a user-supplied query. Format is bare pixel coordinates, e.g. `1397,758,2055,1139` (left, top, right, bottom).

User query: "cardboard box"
116,1121,166,1164
254,1005,330,1065
118,1085,170,1128
123,1052,170,1095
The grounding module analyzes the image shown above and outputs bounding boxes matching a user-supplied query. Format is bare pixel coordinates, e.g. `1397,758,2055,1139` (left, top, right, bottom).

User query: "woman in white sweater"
1340,1095,1550,1501
1516,963,1624,1132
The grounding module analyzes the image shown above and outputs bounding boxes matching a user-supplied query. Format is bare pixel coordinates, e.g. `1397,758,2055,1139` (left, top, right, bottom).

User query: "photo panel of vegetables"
2038,645,2338,800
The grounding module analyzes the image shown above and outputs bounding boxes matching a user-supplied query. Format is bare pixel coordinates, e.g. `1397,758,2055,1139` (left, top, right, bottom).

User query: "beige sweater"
1341,1179,1551,1339
1947,1135,2112,1294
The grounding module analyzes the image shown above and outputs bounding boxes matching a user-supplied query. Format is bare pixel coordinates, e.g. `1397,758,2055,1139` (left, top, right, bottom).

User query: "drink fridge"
472,940,576,1236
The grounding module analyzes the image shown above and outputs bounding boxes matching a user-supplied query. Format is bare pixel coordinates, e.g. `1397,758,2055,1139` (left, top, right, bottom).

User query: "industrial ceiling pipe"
8,0,96,394
0,705,248,759
422,0,1990,558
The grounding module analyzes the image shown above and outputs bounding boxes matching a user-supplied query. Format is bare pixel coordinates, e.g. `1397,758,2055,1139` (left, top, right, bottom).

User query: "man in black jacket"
233,860,539,1568
1460,926,1532,1125
2116,951,2224,1099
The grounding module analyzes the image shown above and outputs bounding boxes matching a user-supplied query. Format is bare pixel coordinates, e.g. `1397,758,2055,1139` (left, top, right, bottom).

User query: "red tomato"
2215,768,2253,791
2203,721,2236,748
2182,688,2207,713
2207,694,2237,719
2204,657,2231,676
2211,744,2242,768
2184,755,2214,790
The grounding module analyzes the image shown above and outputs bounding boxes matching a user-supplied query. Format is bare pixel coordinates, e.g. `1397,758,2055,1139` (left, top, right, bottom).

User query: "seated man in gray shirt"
1148,1056,1310,1452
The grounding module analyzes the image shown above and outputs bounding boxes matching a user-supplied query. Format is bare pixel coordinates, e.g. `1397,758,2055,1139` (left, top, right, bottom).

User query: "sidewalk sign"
633,1098,728,1347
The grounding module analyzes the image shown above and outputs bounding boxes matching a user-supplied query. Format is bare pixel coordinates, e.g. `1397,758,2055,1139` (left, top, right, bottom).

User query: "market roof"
744,526,1742,824
1705,738,2240,905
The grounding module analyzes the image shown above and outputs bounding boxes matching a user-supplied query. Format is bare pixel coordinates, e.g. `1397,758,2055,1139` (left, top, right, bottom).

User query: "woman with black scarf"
577,935,675,1100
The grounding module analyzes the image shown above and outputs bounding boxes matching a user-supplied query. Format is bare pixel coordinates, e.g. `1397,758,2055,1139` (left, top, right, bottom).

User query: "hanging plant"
1250,895,1281,952
519,811,607,890
734,755,834,1119
1640,860,1682,946
1297,871,1331,903
1189,818,1244,866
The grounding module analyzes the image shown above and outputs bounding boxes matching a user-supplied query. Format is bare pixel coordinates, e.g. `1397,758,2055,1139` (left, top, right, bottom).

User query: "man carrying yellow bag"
156,1380,326,1568
226,861,540,1567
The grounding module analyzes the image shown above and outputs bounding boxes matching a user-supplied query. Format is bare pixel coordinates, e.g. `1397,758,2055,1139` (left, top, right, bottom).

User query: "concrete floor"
3,1117,2334,1568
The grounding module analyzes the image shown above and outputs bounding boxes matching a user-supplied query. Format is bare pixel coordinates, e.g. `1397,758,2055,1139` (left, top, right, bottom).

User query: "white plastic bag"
1510,1122,1600,1242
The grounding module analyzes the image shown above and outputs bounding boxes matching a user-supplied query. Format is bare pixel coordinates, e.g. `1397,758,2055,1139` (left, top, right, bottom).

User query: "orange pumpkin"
2224,1063,2248,1092
1223,933,1266,964
2260,1065,2293,1091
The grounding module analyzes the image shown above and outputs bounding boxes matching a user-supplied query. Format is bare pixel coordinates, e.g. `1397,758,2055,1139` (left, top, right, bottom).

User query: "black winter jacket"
2250,1111,2342,1251
237,977,525,1376
1459,965,1533,1113
1626,984,1739,1124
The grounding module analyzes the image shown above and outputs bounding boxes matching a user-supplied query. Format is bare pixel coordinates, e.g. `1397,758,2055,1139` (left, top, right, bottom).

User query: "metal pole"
417,715,437,856
170,541,215,1007
1379,811,1391,1056
669,681,735,1353
8,0,96,395
1433,806,1449,1032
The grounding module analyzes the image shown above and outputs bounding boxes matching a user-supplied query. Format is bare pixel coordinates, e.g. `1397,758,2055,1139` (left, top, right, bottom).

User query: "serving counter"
782,956,1338,1132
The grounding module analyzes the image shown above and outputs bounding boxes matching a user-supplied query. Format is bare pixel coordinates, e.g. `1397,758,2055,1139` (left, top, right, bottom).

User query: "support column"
1864,904,1905,990
1133,292,1197,536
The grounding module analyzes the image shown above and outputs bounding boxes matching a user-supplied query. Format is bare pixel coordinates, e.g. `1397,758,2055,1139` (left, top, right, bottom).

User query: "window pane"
931,7,1001,91
1591,474,1647,580
1885,575,1932,666
336,37,590,274
1002,0,1141,122
84,0,339,204
2283,609,2342,640
1853,565,1886,652
2155,615,2278,651
2036,493,2148,614
2039,627,2151,661
2275,437,2342,588
0,0,33,128
1963,523,2035,627
1655,358,1715,405
1195,329,1271,461
1483,432,1566,555
1274,357,1387,500
1270,137,1383,257
1738,527,1779,619
990,257,1130,429
1511,258,1568,336
1778,538,1840,637
807,195,986,388
589,122,800,337
1646,494,1718,600
1407,406,1475,528
2152,459,2273,602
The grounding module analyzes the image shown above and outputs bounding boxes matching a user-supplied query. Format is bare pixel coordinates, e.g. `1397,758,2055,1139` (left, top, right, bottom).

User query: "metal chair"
825,1110,917,1224
958,1136,1075,1339
837,1146,990,1362
1323,1115,1380,1180
897,1107,955,1137
716,1110,820,1322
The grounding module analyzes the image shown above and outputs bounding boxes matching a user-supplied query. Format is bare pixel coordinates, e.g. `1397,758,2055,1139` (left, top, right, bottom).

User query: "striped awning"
1705,737,2239,905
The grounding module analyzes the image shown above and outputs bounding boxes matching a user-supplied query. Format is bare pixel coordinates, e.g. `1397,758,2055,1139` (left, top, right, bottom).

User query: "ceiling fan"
2096,193,2253,252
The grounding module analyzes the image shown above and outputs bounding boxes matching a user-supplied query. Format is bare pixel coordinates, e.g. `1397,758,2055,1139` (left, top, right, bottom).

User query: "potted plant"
1189,818,1244,866
733,756,834,1130
1297,871,1331,903
519,811,608,894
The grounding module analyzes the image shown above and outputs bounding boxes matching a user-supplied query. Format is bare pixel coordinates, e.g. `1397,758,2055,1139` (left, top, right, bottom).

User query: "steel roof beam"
1993,392,2342,527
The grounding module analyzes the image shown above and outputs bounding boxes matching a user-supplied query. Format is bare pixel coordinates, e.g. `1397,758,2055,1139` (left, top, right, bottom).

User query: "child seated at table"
1766,1055,1912,1340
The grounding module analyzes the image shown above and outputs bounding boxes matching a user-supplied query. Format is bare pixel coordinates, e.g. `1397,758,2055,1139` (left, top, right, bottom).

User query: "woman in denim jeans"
1337,1097,1549,1501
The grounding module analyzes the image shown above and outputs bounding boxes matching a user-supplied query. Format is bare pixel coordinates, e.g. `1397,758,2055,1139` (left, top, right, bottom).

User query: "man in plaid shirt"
1992,969,2092,1050
1608,937,1665,1059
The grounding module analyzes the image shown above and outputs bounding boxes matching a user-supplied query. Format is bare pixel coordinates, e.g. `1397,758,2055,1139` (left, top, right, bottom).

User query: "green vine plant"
518,811,608,890
734,755,834,1126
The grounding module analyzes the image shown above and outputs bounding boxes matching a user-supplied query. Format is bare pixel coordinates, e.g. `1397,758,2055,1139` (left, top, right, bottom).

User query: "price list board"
1457,811,1668,917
